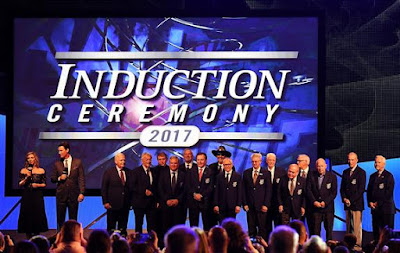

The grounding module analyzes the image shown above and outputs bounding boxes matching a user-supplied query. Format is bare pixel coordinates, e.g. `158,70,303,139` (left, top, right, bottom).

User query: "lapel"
319,173,328,190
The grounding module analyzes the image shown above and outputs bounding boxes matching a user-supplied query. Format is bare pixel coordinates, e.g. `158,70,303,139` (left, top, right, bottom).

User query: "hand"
4,235,14,247
320,201,326,208
214,206,219,214
235,206,241,214
145,189,153,196
104,203,111,209
193,193,202,201
31,183,38,188
78,194,84,202
279,205,283,213
156,202,160,208
261,205,268,213
26,170,32,177
60,174,67,180
344,198,351,207
244,205,249,212
301,207,305,216
149,230,159,251
314,201,322,208
256,236,268,248
167,200,173,207
172,199,179,206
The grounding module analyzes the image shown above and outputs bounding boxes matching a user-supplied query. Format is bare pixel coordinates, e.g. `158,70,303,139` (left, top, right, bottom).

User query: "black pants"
247,208,267,240
217,209,237,224
372,211,394,241
189,207,214,231
56,197,78,231
266,206,281,239
301,209,314,236
134,207,156,233
107,207,129,236
313,212,334,240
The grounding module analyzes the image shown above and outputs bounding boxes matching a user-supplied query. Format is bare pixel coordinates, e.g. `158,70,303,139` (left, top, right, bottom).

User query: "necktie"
253,170,258,184
290,179,295,195
146,169,151,184
171,172,176,192
198,168,203,182
218,164,222,172
226,172,230,183
64,159,69,176
120,169,125,185
350,170,354,177
301,170,306,178
186,164,190,171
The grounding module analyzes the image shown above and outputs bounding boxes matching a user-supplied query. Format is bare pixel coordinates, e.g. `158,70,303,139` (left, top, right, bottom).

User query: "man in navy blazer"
242,153,271,240
213,158,242,223
306,158,337,240
278,164,306,225
185,152,215,230
367,155,395,242
340,152,366,249
101,153,131,236
178,148,198,172
131,152,157,233
265,152,286,239
158,156,186,240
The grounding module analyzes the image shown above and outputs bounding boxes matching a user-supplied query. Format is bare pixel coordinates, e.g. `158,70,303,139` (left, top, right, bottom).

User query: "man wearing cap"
209,146,235,178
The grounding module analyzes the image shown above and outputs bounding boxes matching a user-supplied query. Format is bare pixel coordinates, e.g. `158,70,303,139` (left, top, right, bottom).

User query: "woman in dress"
18,151,48,239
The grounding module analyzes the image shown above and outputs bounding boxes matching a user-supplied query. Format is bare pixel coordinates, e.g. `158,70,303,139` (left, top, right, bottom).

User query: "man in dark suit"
213,158,242,223
340,152,366,249
158,156,186,239
297,154,314,235
306,158,337,240
131,152,157,233
179,148,198,172
367,155,395,242
101,153,130,236
242,153,271,241
51,141,85,231
185,152,214,230
278,164,306,225
265,152,286,239
153,152,168,242
209,146,234,178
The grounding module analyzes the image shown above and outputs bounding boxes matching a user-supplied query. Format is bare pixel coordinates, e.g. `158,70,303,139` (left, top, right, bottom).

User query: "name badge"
326,183,331,189
351,179,357,185
276,178,280,184
205,178,210,184
297,189,302,195
379,183,384,189
233,182,237,187
259,179,264,185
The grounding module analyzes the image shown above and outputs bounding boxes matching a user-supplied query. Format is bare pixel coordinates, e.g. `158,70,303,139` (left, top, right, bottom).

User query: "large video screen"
9,16,320,194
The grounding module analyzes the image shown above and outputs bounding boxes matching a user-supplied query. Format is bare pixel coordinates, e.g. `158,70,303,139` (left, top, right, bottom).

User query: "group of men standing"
50,141,396,249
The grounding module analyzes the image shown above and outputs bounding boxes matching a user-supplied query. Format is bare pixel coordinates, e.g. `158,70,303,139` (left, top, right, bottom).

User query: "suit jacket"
179,162,198,172
367,169,395,214
307,171,337,213
101,166,131,210
340,165,366,211
130,165,157,209
268,167,286,208
158,169,186,208
152,165,168,201
209,162,236,179
213,171,242,211
242,168,272,211
185,166,214,209
277,175,306,218
51,157,85,202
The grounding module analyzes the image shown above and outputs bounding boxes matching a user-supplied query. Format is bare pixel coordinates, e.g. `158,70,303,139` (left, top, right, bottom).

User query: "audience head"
333,245,349,253
86,229,111,253
130,242,152,253
208,226,229,253
112,237,130,253
289,220,308,245
165,225,198,253
193,227,209,253
13,240,39,253
302,235,329,253
30,235,50,253
269,225,298,253
221,218,247,252
343,233,356,249
60,220,83,243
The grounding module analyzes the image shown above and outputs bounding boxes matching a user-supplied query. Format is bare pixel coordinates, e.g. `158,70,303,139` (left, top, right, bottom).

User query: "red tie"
120,170,125,185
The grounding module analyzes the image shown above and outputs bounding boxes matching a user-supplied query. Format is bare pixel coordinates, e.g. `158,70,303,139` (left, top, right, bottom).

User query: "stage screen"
8,16,320,194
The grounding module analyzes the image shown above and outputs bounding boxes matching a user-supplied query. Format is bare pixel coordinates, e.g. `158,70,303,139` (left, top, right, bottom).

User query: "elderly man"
297,154,314,234
340,152,366,249
213,158,242,222
131,152,157,233
278,164,306,225
101,153,131,236
367,155,395,242
265,152,286,238
179,148,198,172
242,153,271,240
306,158,337,240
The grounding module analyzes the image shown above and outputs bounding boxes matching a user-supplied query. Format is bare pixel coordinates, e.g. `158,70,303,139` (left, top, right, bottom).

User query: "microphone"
27,164,33,177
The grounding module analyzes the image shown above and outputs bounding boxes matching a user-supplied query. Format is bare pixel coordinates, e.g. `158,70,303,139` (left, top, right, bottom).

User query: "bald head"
315,158,327,175
347,152,358,168
288,164,299,179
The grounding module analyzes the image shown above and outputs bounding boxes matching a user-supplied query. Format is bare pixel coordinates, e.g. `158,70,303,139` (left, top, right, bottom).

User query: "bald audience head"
165,225,198,253
269,225,299,253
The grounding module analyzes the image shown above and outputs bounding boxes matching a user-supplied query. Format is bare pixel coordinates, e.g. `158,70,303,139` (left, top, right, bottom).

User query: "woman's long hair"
24,151,40,168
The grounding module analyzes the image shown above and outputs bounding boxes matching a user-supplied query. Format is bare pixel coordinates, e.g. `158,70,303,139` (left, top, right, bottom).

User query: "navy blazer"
158,168,186,208
340,166,366,211
213,171,242,211
306,171,337,213
277,175,306,218
268,167,286,208
185,166,214,209
130,165,157,209
179,162,198,172
242,168,272,211
101,166,131,210
367,169,395,214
